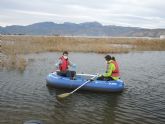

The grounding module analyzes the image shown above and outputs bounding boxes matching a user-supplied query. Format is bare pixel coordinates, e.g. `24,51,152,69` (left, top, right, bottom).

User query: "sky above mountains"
1,0,165,29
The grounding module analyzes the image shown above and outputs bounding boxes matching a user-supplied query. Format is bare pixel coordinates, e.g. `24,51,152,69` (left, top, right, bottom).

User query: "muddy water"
0,52,165,124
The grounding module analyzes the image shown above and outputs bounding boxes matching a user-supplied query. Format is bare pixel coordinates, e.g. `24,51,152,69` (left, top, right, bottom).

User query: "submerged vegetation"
1,35,165,70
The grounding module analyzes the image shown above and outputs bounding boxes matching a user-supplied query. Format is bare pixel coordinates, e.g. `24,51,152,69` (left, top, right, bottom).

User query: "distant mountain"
0,21,165,37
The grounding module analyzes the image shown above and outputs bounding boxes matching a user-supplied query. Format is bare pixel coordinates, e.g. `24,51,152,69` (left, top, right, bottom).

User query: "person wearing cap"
55,51,76,79
97,55,120,81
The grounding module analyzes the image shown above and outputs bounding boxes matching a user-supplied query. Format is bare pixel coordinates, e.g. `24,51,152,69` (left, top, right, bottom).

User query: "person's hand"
55,63,58,67
55,63,59,70
72,64,77,68
99,74,103,77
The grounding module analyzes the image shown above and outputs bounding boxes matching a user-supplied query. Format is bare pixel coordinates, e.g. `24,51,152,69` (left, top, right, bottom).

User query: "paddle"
57,74,98,99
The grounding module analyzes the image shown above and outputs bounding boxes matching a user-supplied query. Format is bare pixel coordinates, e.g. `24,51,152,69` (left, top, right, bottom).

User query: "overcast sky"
0,0,165,28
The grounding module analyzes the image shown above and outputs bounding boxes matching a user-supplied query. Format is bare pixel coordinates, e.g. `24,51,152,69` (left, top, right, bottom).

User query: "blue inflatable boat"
46,72,125,92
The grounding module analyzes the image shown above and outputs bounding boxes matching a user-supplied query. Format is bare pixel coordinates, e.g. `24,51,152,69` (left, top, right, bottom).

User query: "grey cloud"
0,0,165,28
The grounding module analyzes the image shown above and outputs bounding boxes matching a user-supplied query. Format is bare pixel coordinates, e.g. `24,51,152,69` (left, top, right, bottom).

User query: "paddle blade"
57,93,71,99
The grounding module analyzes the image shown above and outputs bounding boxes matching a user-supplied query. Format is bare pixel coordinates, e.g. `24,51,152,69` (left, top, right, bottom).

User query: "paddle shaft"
70,75,98,94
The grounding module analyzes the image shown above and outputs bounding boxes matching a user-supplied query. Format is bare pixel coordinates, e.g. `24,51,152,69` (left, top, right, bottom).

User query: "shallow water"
0,51,165,124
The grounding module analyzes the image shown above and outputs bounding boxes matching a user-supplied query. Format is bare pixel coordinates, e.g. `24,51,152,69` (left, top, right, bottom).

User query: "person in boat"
97,55,120,81
55,51,76,79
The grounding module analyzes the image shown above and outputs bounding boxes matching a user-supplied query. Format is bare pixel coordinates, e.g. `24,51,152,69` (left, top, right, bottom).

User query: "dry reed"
1,35,165,70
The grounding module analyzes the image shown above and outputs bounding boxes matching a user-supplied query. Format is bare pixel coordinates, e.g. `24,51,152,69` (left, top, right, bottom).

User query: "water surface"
0,51,165,124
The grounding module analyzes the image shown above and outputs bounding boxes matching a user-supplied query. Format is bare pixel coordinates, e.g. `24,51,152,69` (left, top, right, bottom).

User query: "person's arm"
68,60,76,67
55,60,61,68
103,63,114,77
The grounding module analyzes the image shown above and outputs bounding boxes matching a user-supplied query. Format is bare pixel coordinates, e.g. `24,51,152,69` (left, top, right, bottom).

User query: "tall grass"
1,35,165,70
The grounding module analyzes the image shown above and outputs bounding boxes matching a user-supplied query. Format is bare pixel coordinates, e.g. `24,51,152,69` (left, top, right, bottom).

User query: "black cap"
105,55,111,61
63,51,68,55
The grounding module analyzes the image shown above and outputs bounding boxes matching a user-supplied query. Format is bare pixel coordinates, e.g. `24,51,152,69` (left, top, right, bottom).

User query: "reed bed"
1,35,165,70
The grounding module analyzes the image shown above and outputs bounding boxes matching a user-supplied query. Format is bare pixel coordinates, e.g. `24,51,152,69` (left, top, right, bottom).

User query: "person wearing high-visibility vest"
97,55,120,81
55,51,76,79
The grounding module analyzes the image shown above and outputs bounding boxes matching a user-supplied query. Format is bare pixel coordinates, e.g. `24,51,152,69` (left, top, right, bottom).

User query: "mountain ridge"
0,21,165,37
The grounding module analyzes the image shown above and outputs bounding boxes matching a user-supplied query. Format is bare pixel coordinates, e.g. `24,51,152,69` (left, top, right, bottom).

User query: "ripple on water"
1,52,165,124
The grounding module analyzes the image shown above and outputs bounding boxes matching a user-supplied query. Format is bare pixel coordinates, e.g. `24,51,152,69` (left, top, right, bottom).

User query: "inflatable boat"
46,72,125,92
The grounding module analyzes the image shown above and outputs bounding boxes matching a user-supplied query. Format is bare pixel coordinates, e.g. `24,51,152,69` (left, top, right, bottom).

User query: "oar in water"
57,74,98,99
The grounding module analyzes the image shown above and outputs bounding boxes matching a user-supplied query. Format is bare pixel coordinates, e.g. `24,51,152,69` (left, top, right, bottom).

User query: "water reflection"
46,84,122,124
